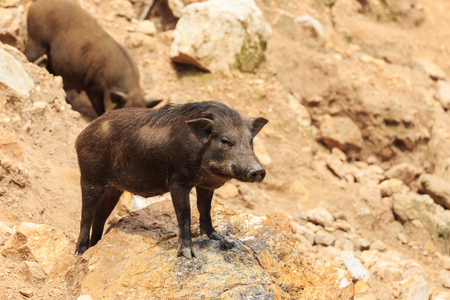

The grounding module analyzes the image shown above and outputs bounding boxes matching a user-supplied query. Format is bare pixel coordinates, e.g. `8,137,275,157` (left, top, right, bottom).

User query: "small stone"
319,114,363,151
291,221,315,244
433,291,450,300
370,240,387,252
354,280,369,294
331,147,346,161
417,59,446,81
305,222,320,233
20,289,33,298
441,270,450,289
334,219,352,232
20,261,47,282
353,237,371,251
137,20,157,35
437,82,450,110
314,230,336,246
306,207,335,227
379,179,404,197
398,233,408,244
385,163,419,185
335,238,354,251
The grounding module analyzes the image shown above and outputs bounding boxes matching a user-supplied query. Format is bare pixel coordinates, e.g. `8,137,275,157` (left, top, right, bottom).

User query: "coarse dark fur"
75,101,268,258
24,0,160,116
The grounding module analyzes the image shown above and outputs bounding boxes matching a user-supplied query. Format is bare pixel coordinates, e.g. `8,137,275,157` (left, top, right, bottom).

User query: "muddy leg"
196,187,223,240
90,187,123,247
75,182,105,256
170,183,196,258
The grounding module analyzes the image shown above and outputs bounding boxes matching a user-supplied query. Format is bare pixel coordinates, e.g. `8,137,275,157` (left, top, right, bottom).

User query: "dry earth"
1,0,450,299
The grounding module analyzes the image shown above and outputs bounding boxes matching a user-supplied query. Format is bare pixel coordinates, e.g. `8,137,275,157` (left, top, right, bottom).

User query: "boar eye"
221,138,231,146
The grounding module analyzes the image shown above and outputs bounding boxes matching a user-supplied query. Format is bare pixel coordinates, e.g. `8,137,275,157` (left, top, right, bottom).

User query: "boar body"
75,101,268,258
25,0,158,115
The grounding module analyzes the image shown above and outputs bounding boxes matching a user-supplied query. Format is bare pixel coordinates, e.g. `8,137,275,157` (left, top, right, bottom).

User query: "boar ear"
145,98,163,108
186,118,215,143
111,91,128,104
249,117,268,136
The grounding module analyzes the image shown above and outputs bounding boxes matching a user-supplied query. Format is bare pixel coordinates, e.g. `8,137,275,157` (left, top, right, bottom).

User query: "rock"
385,162,419,185
168,0,185,18
370,240,387,252
326,154,347,180
109,0,134,19
20,261,47,282
0,221,15,246
294,14,326,42
170,0,271,73
0,6,26,49
19,288,34,298
433,291,450,300
136,20,157,35
436,81,450,110
67,201,354,299
314,230,336,246
334,219,352,232
291,221,315,244
352,236,371,251
441,270,450,288
354,280,370,294
392,193,450,242
319,114,363,151
335,238,354,251
339,251,370,282
1,222,75,278
306,207,335,227
398,232,408,244
419,174,450,209
416,58,446,81
359,185,382,202
0,47,34,99
400,268,431,299
379,178,404,197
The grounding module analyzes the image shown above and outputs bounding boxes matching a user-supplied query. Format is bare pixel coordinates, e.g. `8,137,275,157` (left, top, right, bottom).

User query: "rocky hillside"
2,0,450,299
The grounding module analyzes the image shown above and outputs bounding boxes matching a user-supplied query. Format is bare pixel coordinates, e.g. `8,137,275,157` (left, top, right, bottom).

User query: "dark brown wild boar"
24,0,160,116
75,101,268,258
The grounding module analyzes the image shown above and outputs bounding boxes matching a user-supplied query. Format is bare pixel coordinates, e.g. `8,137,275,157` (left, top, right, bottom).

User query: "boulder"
384,162,419,185
419,174,450,209
392,193,450,240
1,222,75,278
306,207,335,227
67,200,354,299
319,114,363,151
0,47,34,99
170,0,271,73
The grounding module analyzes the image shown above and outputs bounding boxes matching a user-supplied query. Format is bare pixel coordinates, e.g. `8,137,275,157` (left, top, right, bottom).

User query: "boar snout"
247,163,266,182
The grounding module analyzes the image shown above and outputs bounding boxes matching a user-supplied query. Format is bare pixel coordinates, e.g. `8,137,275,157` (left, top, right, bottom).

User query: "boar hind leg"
90,187,123,247
196,187,223,241
76,184,106,256
170,184,197,258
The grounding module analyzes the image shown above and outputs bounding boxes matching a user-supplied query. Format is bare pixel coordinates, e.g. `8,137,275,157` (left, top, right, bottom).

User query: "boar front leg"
170,183,197,258
196,187,223,241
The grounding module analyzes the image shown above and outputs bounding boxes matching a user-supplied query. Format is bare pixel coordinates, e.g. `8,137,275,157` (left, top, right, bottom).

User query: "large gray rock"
0,47,34,99
170,0,271,73
419,174,450,209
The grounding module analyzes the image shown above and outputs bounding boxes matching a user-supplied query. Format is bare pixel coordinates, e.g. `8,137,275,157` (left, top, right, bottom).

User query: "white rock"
306,207,335,227
137,20,157,35
339,251,370,282
0,47,34,99
295,14,326,42
170,0,271,72
437,82,450,110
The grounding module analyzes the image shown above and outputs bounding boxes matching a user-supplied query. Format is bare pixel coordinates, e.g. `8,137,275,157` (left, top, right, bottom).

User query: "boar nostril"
247,164,266,182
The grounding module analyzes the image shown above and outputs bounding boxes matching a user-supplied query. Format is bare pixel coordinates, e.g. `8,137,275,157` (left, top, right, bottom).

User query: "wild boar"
75,101,268,258
24,0,160,116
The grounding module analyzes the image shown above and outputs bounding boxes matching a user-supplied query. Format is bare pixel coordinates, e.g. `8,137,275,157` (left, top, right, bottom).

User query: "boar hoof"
182,248,198,259
219,238,235,251
209,232,224,240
